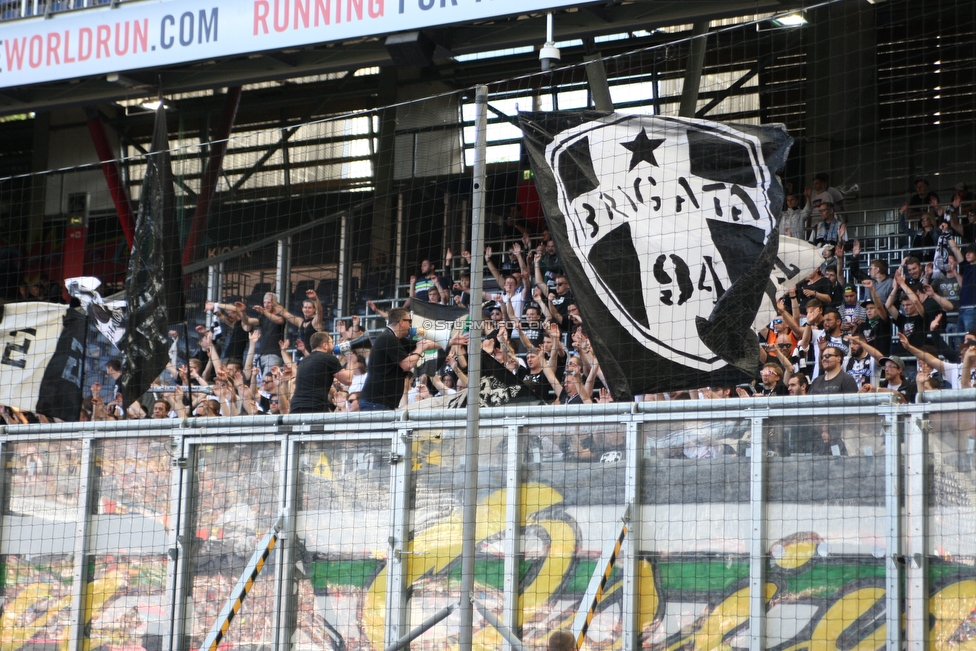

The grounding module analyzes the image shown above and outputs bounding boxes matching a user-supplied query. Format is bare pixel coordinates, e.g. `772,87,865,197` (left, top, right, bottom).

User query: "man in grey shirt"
809,345,859,394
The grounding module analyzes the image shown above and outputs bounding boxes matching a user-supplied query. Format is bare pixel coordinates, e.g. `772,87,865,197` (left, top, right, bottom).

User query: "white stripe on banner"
0,302,66,413
0,0,581,90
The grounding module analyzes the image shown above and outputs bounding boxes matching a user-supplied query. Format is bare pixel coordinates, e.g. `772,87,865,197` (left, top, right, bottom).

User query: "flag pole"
458,83,489,651
183,323,192,420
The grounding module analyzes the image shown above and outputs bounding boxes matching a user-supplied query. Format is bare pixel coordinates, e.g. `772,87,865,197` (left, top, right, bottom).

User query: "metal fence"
2,391,975,651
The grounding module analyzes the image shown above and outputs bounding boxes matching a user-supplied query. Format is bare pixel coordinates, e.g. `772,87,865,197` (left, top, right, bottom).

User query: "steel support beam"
182,86,243,268
86,108,136,248
458,84,489,651
678,22,709,118
584,53,614,113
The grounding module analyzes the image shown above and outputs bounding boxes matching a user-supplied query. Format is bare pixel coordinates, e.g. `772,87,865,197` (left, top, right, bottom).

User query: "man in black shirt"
858,280,892,356
359,308,434,411
521,349,558,402
289,332,353,414
756,363,789,396
885,272,927,351
796,268,833,315
235,293,285,376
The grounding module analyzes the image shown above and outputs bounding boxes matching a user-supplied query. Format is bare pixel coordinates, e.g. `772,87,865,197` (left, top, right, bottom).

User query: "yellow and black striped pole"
200,514,284,651
572,504,631,649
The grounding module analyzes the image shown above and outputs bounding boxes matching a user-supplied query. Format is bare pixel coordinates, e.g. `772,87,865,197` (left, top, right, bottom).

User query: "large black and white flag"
520,111,818,398
120,103,183,407
0,302,85,421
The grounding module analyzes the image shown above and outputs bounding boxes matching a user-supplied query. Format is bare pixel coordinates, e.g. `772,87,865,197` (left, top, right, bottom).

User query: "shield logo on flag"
547,114,777,372
521,111,798,397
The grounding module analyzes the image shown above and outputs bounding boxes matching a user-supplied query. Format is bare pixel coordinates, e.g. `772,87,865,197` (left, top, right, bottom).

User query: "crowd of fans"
2,173,974,425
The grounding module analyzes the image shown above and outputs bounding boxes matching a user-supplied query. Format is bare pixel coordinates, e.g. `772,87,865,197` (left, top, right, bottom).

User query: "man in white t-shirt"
898,331,976,390
802,172,846,222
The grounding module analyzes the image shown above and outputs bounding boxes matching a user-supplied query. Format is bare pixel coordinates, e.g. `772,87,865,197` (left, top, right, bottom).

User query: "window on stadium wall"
877,2,976,134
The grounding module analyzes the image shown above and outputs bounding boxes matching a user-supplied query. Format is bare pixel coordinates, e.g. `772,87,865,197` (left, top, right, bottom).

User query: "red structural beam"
182,86,243,268
86,109,136,249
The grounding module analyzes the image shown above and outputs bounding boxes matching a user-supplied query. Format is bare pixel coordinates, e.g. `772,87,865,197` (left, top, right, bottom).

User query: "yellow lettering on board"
806,586,886,651
930,579,976,651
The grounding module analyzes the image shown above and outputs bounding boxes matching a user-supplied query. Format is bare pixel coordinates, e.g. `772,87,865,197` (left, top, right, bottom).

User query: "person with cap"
929,214,958,277
288,331,354,414
840,284,867,333
808,345,859,395
358,308,437,411
872,354,916,403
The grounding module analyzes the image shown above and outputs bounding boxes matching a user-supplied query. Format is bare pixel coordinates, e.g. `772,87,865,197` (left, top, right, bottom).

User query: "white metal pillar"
748,416,767,651
385,428,414,646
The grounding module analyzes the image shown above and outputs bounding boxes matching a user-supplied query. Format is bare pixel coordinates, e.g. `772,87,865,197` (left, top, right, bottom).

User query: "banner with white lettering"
0,0,584,89
520,111,818,398
0,302,75,417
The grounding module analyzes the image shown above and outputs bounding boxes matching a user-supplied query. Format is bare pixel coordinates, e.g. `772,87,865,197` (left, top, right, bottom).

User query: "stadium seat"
244,282,273,317
289,279,316,314
314,278,337,307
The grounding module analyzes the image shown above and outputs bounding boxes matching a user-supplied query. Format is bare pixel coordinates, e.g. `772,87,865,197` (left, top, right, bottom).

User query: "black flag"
520,111,794,399
120,103,182,407
477,350,541,408
34,305,87,422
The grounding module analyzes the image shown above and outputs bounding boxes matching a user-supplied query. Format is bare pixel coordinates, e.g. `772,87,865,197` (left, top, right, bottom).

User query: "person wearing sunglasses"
359,308,435,411
808,346,858,395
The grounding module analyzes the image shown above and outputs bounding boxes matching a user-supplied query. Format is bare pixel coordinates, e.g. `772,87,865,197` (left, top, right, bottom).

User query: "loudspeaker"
334,334,372,355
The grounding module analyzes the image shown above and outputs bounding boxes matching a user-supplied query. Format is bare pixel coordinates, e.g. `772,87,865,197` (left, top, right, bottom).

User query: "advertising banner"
0,0,584,89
